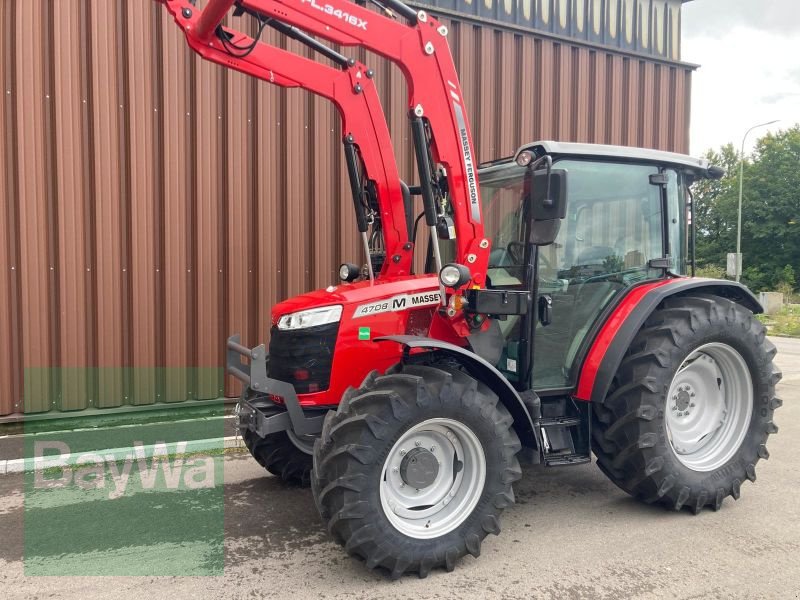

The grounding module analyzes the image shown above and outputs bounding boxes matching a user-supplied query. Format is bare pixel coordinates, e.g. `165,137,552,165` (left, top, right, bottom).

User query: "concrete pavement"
1,337,798,599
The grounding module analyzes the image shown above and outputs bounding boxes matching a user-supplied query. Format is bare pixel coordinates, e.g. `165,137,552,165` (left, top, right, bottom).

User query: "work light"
439,263,471,288
339,263,361,282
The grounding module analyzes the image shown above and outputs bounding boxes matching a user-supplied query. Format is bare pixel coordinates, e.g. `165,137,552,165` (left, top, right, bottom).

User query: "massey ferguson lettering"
354,291,442,318
300,0,368,30
453,102,480,223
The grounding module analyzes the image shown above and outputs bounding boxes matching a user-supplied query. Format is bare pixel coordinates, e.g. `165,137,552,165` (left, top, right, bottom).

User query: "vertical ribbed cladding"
53,1,90,412
194,23,224,402
476,27,496,161
160,8,191,405
309,45,336,315
284,40,311,300
126,1,158,406
223,13,257,400
0,5,695,418
90,0,125,409
0,0,18,416
534,38,554,140
255,27,285,344
15,1,52,413
573,46,589,142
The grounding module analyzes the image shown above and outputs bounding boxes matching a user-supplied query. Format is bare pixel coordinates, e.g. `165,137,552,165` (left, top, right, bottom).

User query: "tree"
693,126,800,292
691,144,741,269
742,126,800,289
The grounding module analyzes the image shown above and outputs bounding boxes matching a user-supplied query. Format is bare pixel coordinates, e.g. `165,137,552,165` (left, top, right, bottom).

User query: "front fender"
375,335,538,448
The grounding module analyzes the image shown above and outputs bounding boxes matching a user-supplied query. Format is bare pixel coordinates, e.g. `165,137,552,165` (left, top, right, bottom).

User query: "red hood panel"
272,275,440,323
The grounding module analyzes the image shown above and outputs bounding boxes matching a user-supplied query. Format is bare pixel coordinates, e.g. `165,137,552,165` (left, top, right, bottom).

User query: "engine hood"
271,275,440,323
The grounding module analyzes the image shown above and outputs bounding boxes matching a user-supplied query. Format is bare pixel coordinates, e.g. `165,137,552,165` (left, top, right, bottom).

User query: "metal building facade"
0,0,694,419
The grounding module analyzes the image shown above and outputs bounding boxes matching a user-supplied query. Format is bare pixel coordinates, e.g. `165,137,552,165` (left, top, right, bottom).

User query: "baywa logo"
300,0,368,30
33,441,216,500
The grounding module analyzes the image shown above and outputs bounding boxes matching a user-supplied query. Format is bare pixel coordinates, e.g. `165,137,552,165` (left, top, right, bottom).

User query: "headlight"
277,305,343,330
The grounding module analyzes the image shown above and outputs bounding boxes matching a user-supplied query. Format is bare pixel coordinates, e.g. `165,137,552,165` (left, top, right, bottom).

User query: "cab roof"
511,141,713,176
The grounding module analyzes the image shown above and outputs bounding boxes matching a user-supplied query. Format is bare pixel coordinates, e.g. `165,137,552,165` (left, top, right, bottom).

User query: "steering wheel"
506,241,526,265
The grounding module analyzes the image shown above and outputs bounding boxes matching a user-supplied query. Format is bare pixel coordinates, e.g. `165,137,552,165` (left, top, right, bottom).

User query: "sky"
681,0,800,156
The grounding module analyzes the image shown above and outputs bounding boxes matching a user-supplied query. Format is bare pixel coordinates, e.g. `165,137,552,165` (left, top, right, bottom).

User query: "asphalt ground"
1,336,798,599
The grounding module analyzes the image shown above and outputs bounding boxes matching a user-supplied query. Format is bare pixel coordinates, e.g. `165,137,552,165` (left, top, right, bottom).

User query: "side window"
534,160,665,390
666,169,687,274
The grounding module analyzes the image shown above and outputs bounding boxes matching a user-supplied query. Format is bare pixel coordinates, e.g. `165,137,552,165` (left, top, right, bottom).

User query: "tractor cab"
475,142,719,393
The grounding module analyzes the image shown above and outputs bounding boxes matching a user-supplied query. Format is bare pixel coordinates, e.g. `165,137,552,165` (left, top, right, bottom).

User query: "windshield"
478,162,529,286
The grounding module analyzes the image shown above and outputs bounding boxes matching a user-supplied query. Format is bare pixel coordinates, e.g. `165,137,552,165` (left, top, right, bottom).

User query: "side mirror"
526,168,568,245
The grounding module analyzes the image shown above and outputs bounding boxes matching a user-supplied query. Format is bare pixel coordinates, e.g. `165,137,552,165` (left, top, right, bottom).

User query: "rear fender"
376,335,538,448
576,278,762,404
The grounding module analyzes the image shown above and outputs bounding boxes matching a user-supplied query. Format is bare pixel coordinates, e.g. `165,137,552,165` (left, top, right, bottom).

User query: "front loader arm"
162,0,489,287
160,0,414,276
235,0,489,285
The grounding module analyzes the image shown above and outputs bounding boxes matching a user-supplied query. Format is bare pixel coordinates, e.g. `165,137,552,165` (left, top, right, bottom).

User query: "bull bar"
227,334,326,437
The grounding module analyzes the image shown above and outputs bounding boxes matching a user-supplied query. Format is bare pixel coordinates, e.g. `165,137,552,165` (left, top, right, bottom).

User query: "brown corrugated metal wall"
0,1,692,418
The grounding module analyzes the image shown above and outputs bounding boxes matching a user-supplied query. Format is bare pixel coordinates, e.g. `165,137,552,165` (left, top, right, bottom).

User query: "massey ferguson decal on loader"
157,0,781,579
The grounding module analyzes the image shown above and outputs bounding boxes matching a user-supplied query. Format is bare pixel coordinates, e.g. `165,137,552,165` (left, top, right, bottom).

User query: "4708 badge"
353,290,441,318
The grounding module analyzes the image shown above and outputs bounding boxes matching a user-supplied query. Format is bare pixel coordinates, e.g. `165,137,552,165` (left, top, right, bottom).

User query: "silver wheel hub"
666,342,753,472
380,418,486,539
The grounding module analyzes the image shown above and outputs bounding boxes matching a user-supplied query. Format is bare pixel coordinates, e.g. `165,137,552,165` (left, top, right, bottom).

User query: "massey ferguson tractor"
158,0,782,578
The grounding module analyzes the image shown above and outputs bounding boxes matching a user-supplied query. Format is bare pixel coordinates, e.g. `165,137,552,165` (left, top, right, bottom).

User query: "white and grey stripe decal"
452,101,480,224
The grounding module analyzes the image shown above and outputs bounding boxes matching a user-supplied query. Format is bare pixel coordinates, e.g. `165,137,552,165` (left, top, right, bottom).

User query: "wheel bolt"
400,449,406,456
430,446,436,452
415,440,421,447
690,403,695,408
673,394,678,400
690,392,696,397
677,412,683,417
392,467,399,473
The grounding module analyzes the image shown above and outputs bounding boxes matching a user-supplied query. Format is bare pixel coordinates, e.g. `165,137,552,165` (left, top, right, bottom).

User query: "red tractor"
160,0,781,578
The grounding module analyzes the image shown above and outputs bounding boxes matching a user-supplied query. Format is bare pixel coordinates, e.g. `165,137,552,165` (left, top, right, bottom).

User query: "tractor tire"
242,405,314,487
311,363,522,578
592,293,782,513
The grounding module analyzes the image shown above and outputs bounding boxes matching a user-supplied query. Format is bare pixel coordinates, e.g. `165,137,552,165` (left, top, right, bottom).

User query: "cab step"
538,416,582,428
544,453,591,467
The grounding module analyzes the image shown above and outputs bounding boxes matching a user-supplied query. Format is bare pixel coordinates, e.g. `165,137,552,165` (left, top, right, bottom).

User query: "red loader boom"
160,0,489,288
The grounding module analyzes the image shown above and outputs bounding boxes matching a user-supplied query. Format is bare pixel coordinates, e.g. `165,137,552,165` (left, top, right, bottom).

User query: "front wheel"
241,400,315,487
593,294,782,513
311,363,521,578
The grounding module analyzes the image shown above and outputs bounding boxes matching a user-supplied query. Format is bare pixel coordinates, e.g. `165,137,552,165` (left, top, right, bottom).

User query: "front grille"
268,322,339,394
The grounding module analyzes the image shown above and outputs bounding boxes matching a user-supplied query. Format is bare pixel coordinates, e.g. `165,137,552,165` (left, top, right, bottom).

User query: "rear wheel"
592,294,782,512
311,363,521,578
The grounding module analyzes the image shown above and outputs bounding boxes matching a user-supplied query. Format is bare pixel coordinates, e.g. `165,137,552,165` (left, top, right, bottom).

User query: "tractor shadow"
221,453,692,578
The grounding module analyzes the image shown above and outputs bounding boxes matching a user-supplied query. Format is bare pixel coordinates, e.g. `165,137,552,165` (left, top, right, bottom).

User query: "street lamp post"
736,119,779,282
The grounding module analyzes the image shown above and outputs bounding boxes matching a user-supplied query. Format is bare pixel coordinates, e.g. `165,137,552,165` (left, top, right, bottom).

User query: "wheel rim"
379,418,486,539
666,342,753,472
